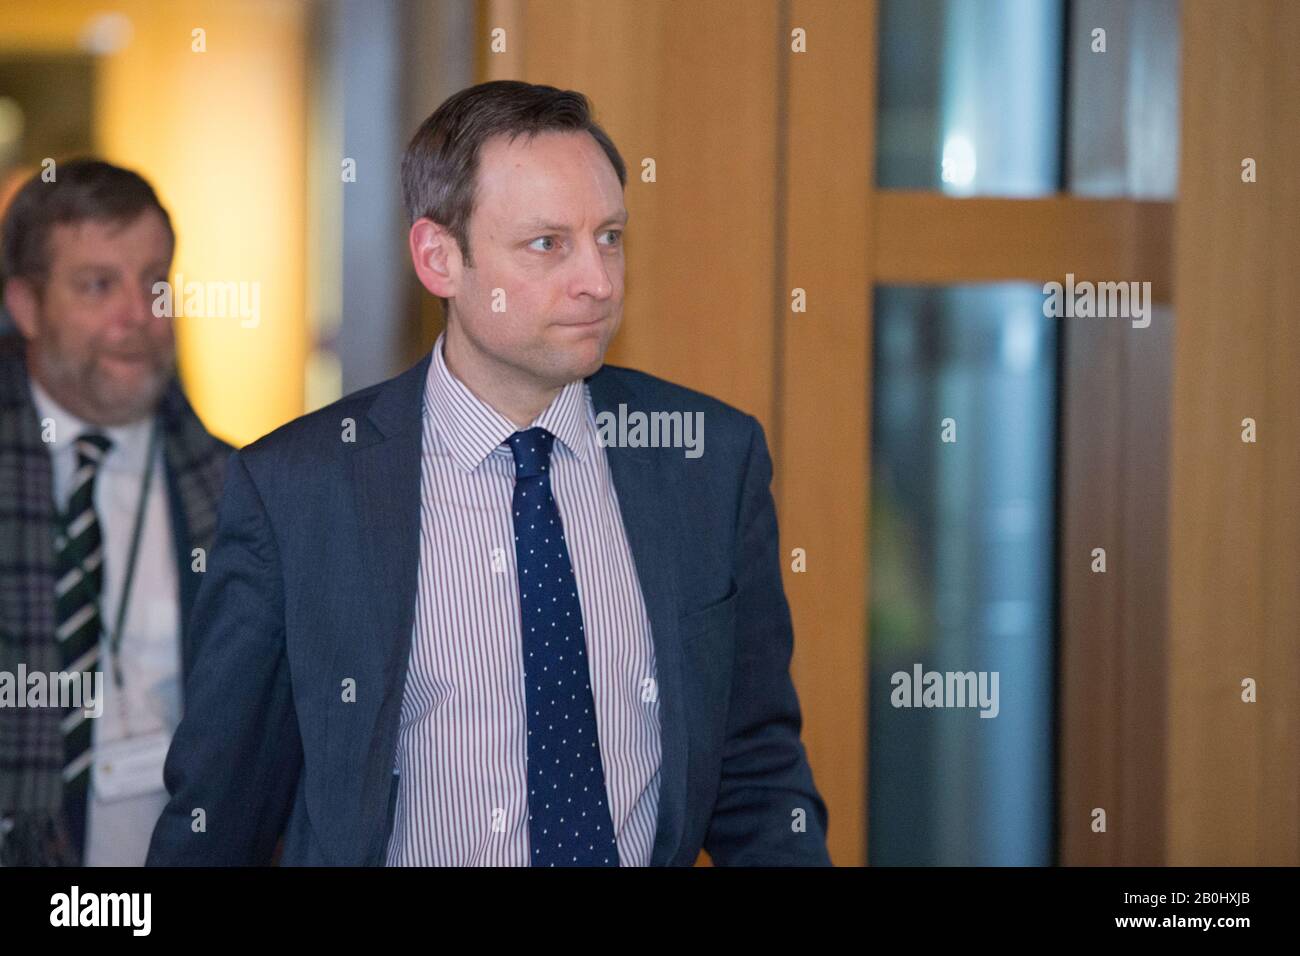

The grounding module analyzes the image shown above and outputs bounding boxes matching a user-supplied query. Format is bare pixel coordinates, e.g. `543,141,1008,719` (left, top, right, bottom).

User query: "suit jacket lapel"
349,353,430,863
586,366,689,866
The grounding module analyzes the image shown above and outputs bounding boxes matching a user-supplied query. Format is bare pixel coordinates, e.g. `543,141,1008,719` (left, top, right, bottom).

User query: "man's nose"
122,281,160,327
574,239,614,300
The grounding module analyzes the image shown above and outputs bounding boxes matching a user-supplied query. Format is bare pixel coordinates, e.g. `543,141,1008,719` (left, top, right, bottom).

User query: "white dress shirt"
385,333,662,865
30,380,182,867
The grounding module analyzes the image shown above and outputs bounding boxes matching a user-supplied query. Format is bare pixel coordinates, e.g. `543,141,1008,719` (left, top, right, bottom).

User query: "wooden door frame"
780,0,1174,867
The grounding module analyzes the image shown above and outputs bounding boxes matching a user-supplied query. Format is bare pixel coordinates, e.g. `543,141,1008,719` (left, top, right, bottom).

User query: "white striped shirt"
385,333,662,865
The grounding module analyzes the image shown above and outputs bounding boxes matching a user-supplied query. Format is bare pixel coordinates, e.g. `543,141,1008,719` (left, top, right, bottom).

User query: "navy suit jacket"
146,353,831,866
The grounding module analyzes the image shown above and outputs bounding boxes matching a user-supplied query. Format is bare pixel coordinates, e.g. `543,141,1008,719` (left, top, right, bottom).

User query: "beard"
34,340,175,426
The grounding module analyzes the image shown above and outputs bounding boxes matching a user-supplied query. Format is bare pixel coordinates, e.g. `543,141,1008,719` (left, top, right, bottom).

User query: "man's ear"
409,218,460,299
3,277,41,340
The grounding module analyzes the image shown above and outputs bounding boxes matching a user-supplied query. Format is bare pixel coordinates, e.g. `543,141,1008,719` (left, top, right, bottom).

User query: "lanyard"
104,419,160,690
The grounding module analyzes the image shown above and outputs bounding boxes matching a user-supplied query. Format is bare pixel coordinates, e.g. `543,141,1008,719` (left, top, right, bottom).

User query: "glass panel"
1067,0,1180,198
877,0,1180,199
869,285,1057,865
876,0,1066,196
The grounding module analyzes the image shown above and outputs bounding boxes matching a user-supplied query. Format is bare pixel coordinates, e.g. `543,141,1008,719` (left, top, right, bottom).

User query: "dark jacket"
147,351,831,865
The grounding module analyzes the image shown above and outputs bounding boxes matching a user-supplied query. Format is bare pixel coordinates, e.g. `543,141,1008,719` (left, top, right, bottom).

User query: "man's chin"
559,341,608,382
87,374,170,425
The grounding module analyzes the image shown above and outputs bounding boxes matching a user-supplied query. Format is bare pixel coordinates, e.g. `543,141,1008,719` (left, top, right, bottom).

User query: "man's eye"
529,236,556,252
82,277,112,295
601,229,623,247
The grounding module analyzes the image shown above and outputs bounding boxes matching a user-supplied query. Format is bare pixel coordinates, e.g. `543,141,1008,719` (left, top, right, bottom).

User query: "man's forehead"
48,212,172,260
476,131,622,218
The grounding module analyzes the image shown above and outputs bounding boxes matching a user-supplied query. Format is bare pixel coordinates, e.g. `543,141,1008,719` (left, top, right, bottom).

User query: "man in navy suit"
147,80,830,866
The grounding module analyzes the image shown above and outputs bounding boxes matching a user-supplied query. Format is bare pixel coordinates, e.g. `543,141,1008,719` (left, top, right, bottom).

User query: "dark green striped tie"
55,430,113,861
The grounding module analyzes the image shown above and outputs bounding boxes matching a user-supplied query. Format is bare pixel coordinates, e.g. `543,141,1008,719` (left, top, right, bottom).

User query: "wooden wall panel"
1167,0,1300,865
1059,318,1127,864
781,0,873,866
1059,309,1172,866
482,0,782,435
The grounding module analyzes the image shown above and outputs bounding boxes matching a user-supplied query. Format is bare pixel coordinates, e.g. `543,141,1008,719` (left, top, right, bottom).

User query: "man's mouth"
99,352,161,375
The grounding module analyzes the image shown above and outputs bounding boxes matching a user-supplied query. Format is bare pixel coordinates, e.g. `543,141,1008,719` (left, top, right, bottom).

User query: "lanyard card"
92,731,170,802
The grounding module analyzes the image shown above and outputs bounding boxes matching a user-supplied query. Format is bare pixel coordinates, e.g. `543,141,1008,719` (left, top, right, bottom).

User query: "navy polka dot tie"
506,427,620,866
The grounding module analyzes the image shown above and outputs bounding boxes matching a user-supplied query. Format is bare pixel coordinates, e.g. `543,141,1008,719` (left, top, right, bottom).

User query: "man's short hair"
0,158,175,288
401,80,627,309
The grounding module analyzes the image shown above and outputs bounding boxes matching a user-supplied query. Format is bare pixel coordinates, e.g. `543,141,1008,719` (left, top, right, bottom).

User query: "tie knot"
74,431,113,469
505,427,554,479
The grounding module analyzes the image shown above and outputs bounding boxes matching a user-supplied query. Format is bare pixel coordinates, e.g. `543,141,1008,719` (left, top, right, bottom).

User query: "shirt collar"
423,330,591,473
28,377,156,474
